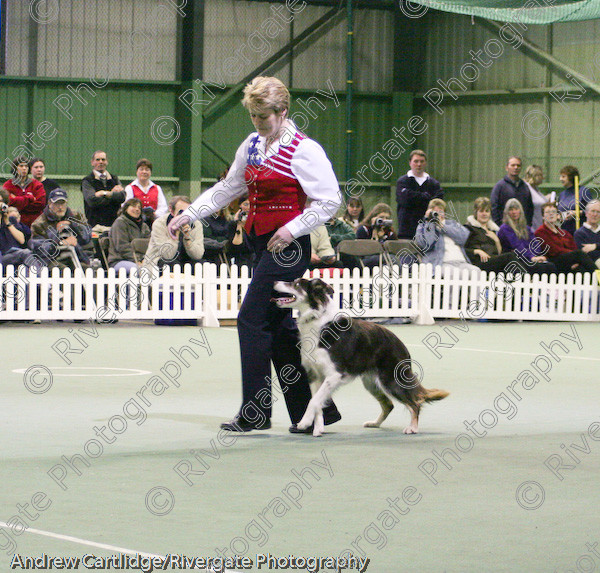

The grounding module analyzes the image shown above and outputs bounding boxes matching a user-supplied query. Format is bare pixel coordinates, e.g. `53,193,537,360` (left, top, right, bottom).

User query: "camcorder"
374,217,393,228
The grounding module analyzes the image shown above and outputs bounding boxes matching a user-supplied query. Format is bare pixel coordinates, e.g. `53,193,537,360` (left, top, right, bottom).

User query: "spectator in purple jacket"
497,198,556,274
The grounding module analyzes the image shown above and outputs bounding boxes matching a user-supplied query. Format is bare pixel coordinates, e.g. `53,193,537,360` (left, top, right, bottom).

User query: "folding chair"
98,236,110,270
383,239,422,267
337,239,384,269
131,238,150,266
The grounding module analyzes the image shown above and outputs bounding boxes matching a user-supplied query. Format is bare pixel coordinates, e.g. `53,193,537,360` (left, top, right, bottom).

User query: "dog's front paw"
297,416,311,430
313,415,325,437
363,421,381,428
403,425,418,434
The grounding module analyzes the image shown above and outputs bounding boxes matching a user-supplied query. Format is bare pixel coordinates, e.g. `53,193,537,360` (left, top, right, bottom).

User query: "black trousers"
549,250,598,274
236,231,339,425
474,252,557,275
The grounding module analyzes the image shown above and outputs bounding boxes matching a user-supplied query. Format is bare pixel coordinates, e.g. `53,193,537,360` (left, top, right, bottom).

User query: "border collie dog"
273,278,449,437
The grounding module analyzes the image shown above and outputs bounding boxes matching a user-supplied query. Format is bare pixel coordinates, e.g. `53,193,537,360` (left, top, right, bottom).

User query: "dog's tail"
423,388,449,403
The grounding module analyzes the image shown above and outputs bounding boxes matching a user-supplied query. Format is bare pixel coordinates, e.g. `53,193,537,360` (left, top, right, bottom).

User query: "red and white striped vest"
244,132,307,236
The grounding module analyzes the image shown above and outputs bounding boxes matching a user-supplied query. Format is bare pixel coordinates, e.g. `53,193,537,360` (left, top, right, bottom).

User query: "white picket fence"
1,263,598,324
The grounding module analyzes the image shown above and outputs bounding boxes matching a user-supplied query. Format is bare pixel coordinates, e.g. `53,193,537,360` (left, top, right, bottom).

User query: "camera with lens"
0,203,8,214
426,211,440,222
374,217,393,228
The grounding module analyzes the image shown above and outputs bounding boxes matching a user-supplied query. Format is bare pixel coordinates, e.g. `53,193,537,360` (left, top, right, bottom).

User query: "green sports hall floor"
1,320,599,573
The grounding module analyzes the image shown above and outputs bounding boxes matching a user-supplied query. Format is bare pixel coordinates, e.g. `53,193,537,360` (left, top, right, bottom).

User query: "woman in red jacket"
534,202,597,274
3,156,46,227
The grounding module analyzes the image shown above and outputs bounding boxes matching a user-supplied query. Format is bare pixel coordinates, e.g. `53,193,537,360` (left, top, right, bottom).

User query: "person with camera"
414,198,479,275
0,199,37,269
143,195,205,272
30,188,92,270
228,198,254,267
167,75,342,434
355,203,397,269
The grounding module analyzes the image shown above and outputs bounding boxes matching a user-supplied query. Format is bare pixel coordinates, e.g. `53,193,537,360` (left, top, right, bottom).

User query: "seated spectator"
356,203,397,242
356,203,397,268
228,198,254,267
202,207,232,265
107,198,151,273
143,195,204,271
309,225,339,270
522,164,548,231
0,199,38,269
497,198,556,274
414,198,479,275
325,216,355,249
3,156,46,227
574,199,600,269
339,197,364,230
558,165,592,236
30,158,60,201
123,158,168,218
30,189,92,270
81,150,126,229
396,149,443,239
534,202,597,275
464,197,522,273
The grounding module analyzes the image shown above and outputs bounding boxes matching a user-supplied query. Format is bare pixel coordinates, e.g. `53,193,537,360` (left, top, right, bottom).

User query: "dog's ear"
311,279,334,299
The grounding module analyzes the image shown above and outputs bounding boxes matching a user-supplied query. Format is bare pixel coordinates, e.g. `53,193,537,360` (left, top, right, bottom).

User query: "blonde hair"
242,76,290,115
427,198,446,211
523,164,543,186
473,196,491,216
502,198,528,240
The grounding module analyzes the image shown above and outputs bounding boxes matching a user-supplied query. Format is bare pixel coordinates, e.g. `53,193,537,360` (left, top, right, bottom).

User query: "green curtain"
410,0,600,24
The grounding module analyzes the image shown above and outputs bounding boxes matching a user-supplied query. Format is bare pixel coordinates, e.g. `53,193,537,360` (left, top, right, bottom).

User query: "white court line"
12,367,152,377
406,344,600,361
0,522,238,572
0,521,163,558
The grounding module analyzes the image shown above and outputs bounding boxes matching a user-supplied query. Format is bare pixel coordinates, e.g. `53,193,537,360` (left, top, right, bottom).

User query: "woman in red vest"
3,156,46,227
168,76,342,434
123,158,168,218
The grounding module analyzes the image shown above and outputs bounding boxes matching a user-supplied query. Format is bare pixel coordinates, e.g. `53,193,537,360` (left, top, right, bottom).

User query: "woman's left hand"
267,227,294,252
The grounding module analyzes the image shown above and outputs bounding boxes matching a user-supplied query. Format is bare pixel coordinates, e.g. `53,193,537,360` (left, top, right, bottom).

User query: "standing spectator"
81,151,126,228
395,150,443,239
491,156,534,226
107,198,151,272
522,164,548,230
3,156,46,227
574,199,600,268
30,189,92,270
557,165,592,236
339,196,364,230
30,158,60,202
497,198,556,274
534,202,597,275
143,195,205,271
123,158,168,218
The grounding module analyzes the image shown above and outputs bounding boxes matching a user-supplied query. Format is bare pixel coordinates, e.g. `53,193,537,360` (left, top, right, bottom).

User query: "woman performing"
168,76,341,433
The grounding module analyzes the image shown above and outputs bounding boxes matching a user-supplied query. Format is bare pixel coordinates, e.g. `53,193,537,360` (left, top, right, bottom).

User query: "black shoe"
220,416,271,432
289,411,342,433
